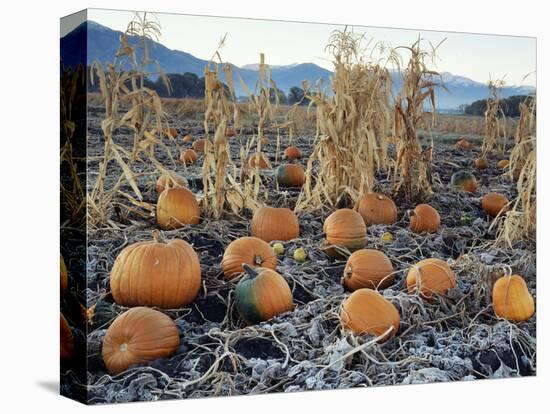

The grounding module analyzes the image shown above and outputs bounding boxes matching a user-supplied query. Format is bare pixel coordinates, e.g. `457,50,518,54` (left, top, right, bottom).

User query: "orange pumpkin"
222,237,277,280
234,264,293,324
474,157,488,170
157,187,200,229
60,255,68,297
497,159,510,169
110,231,201,308
324,209,367,256
251,207,300,242
343,249,394,291
492,274,535,322
60,313,74,360
276,164,305,187
283,146,302,160
248,153,272,169
182,134,194,143
451,171,478,193
102,307,180,375
409,204,440,233
225,127,237,137
454,138,474,150
406,258,456,300
165,127,178,138
482,193,509,217
180,149,198,165
192,139,208,153
358,193,397,225
340,289,400,341
155,174,188,194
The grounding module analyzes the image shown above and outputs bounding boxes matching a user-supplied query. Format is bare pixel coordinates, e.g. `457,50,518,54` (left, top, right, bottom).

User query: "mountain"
61,21,534,109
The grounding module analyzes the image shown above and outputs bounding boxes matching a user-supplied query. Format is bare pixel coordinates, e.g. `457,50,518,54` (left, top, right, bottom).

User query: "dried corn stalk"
88,12,171,227
201,38,250,217
392,39,443,203
481,79,507,155
296,29,394,212
509,95,536,180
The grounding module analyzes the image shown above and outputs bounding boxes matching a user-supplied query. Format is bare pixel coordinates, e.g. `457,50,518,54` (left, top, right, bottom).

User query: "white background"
0,0,546,412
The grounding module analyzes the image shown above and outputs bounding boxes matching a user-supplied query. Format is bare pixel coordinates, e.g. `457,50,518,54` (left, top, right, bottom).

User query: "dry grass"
481,79,507,155
392,38,444,203
297,29,394,212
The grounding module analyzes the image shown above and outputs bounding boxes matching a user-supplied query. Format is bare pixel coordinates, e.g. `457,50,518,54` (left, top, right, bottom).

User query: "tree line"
460,95,534,117
87,69,310,105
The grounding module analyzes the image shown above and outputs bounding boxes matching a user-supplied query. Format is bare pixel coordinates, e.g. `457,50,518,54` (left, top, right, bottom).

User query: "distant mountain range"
61,21,535,110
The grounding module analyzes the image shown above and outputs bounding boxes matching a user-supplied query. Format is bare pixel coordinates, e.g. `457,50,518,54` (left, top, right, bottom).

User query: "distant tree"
463,94,533,117
269,87,288,105
288,86,309,105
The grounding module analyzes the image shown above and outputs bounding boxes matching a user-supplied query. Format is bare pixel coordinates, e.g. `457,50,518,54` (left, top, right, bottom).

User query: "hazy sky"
65,8,536,86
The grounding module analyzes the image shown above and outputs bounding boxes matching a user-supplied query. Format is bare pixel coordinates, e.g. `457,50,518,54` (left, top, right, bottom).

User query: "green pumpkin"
235,264,294,324
275,164,305,188
88,298,118,327
450,171,477,193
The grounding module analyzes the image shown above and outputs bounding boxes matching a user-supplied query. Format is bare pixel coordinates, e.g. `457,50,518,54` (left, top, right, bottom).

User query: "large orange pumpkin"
248,153,272,169
340,289,400,341
110,231,201,308
283,146,302,160
358,193,397,225
482,193,509,217
406,258,456,300
155,174,188,194
234,264,293,324
192,139,208,153
222,237,277,280
324,209,367,256
60,313,74,360
102,307,180,375
409,204,440,233
157,187,200,229
492,274,535,322
276,164,305,187
180,149,198,165
343,249,394,291
251,207,300,242
60,255,68,297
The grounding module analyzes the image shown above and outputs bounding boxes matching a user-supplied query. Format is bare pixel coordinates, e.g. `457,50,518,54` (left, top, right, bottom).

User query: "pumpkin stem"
377,194,384,200
242,263,260,279
253,255,263,266
152,229,167,244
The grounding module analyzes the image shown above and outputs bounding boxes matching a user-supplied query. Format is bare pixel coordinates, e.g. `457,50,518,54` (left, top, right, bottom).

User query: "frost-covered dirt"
60,106,536,404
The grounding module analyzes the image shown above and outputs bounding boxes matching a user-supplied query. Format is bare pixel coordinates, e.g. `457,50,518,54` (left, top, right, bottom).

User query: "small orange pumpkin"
182,134,194,143
406,258,456,300
251,207,300,242
358,193,397,225
102,307,180,375
340,289,400,341
324,209,367,256
409,204,440,233
222,237,277,280
474,157,488,170
192,139,208,153
60,313,74,360
492,274,535,322
343,249,394,291
165,127,178,138
283,146,302,160
225,127,237,137
234,264,293,324
482,193,509,217
497,159,510,169
276,164,305,187
110,230,201,308
248,153,272,169
454,138,474,150
60,255,68,297
157,187,200,229
180,149,198,165
156,174,188,194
